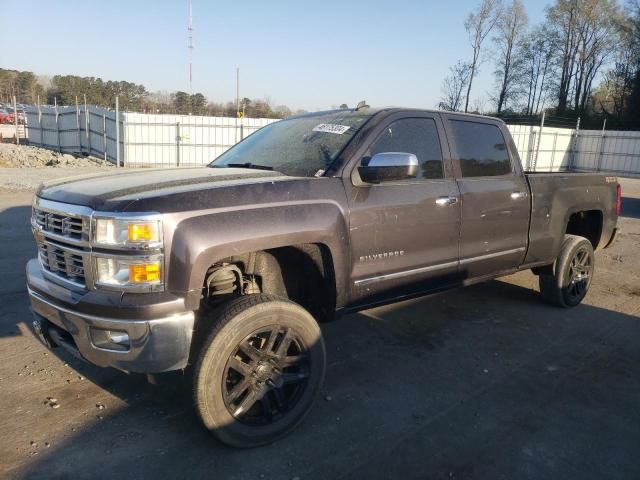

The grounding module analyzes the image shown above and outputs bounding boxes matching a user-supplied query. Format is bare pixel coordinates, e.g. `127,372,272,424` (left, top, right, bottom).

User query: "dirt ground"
0,167,116,191
0,143,113,190
0,143,112,169
1,177,639,480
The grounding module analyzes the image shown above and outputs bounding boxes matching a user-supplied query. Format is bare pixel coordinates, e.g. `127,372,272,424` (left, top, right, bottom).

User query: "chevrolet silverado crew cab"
27,107,620,447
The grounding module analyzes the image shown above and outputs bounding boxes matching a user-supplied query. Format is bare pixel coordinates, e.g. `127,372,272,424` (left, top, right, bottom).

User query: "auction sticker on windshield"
312,124,350,134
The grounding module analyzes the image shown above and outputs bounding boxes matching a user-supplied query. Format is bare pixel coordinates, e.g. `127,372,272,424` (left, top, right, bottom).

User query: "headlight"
93,215,162,249
94,255,163,291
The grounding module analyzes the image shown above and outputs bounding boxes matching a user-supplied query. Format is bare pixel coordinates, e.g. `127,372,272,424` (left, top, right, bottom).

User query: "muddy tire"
193,294,326,448
539,234,595,308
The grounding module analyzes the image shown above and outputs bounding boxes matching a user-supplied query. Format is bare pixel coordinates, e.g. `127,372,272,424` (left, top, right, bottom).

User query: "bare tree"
471,96,488,113
573,0,620,112
464,0,503,112
520,26,555,115
546,0,620,112
273,104,293,117
593,0,640,123
439,61,472,111
493,0,528,113
547,0,579,112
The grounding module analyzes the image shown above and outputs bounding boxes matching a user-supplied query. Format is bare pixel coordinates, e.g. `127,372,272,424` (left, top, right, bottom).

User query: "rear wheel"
539,234,594,308
193,294,326,448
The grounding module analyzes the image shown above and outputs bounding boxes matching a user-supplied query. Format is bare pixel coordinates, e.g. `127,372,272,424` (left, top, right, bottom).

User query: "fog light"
109,331,130,345
90,328,130,351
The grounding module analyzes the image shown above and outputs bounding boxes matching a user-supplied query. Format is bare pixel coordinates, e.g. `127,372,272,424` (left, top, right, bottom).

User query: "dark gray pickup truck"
27,107,620,447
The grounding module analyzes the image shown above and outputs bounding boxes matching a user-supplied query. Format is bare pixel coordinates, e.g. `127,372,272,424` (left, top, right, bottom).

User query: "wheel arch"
204,243,338,323
564,209,603,249
168,204,349,312
532,208,603,275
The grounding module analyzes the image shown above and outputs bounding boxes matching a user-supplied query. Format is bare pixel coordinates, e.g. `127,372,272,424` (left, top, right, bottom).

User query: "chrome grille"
34,208,84,240
37,240,86,286
32,199,93,290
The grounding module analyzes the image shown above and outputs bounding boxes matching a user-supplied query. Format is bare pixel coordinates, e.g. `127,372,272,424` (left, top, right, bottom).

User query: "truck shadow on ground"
15,278,640,480
0,204,35,341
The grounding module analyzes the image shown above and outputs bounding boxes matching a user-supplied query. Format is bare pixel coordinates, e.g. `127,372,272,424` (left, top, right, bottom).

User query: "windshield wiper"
224,162,274,171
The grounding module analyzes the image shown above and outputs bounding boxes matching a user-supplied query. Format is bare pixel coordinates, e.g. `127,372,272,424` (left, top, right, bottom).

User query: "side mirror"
358,152,418,184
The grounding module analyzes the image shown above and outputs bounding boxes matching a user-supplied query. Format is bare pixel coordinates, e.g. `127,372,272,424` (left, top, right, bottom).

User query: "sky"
2,0,548,111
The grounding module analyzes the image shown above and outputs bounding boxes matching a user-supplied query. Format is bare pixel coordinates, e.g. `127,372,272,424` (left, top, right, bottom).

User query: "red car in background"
0,108,15,124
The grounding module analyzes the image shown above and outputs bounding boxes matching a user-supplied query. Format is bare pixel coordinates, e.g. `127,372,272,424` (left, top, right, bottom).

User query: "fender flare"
167,202,350,308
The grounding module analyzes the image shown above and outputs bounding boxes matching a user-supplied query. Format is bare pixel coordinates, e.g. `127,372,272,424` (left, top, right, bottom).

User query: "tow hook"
32,317,54,349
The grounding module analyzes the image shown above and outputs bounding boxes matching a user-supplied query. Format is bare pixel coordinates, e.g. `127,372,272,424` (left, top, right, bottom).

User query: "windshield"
209,111,373,177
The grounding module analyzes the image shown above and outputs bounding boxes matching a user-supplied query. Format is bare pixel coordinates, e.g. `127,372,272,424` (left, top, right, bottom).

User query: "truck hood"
37,167,290,211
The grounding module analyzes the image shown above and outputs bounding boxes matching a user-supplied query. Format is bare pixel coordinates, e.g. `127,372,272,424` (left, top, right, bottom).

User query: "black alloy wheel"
222,325,310,426
193,294,326,448
539,234,595,308
564,245,593,303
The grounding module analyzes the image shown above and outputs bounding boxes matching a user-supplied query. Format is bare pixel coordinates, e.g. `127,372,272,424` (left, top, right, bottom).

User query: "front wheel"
539,234,595,308
193,294,326,448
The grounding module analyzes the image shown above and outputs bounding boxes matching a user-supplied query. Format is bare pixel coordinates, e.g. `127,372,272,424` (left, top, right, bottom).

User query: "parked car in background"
0,108,15,124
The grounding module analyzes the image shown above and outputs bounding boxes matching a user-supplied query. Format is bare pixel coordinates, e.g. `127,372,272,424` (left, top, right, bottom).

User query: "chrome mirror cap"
367,152,418,168
358,152,419,184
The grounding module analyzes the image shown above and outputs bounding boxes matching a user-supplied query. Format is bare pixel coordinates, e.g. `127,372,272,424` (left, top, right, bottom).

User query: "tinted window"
366,118,443,180
449,120,512,177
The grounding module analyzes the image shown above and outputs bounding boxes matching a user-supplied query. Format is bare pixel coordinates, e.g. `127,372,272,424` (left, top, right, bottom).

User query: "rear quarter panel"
525,173,617,265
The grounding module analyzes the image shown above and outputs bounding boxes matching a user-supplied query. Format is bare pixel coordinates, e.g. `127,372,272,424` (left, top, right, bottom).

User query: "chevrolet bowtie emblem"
44,213,54,230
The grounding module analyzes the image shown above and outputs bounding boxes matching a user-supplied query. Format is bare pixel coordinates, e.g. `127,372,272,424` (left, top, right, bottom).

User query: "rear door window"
448,120,512,177
366,118,444,180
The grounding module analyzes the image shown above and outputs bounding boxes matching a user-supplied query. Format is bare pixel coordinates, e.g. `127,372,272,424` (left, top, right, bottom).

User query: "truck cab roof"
289,107,506,124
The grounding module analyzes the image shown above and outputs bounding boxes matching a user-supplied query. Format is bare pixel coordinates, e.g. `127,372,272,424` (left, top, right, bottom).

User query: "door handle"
435,196,459,206
510,191,527,200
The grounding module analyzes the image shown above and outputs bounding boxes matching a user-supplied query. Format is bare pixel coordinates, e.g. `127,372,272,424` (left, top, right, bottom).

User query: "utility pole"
236,67,240,117
235,67,240,143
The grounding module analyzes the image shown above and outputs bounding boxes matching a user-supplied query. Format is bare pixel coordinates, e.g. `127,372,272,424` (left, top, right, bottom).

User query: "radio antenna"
187,0,193,96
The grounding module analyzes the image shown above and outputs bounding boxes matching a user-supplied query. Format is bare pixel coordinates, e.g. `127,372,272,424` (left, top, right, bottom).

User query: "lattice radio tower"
188,0,193,95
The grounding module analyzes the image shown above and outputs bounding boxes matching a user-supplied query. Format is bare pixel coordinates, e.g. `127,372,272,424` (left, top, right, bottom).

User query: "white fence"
22,105,640,176
123,113,276,167
508,124,640,177
24,105,276,167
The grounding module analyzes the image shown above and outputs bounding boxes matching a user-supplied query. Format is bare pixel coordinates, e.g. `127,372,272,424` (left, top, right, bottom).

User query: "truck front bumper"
27,259,195,373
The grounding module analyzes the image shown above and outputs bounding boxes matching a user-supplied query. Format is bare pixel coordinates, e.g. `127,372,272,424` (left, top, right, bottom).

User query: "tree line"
0,68,302,119
440,0,640,129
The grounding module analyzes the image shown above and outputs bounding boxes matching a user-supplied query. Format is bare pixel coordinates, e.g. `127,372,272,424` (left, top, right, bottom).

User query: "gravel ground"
0,143,113,168
0,167,115,191
0,179,639,480
0,143,116,190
